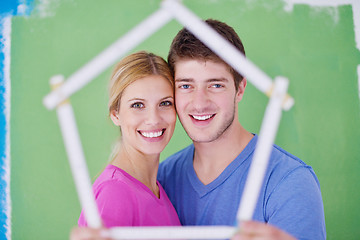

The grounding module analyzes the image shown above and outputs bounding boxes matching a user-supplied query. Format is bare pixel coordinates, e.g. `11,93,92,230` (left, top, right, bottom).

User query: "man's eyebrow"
175,78,229,83
175,78,193,82
207,78,229,83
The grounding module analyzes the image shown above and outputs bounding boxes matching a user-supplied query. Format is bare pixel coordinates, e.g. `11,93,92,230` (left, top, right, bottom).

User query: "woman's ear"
110,110,121,126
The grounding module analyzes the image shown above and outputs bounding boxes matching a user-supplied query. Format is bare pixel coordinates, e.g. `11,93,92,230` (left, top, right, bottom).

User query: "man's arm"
263,166,325,239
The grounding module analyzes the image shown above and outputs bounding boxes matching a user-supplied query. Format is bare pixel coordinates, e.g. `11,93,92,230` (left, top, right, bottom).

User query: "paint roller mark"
33,0,62,18
283,0,360,51
284,0,360,100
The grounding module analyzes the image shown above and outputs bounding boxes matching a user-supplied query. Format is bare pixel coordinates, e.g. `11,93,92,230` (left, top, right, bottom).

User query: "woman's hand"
70,227,111,240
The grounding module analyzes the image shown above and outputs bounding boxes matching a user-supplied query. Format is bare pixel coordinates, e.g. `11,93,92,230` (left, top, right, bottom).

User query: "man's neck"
192,123,253,185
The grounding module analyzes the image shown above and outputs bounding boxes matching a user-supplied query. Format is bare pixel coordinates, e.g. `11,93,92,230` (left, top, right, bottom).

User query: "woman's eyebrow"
127,98,144,102
160,96,174,100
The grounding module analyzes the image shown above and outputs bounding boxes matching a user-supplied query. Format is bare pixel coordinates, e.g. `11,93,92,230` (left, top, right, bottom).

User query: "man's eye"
180,84,190,89
212,84,223,88
160,101,173,107
131,102,144,108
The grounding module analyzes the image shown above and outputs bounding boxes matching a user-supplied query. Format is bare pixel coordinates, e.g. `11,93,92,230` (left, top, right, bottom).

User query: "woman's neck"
111,144,160,198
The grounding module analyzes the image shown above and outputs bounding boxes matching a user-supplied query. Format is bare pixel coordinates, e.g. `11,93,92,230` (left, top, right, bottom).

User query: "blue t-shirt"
158,135,326,240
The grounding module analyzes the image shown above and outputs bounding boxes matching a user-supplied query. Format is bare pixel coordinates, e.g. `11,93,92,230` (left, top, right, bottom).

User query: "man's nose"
191,88,210,110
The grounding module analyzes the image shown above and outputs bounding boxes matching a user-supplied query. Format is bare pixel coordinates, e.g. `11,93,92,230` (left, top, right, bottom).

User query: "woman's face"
111,75,176,156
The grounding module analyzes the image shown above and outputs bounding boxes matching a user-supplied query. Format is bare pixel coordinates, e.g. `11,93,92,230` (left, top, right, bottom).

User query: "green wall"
10,0,360,239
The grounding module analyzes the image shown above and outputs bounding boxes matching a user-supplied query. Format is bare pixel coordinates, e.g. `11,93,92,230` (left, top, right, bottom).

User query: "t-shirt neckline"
186,134,257,198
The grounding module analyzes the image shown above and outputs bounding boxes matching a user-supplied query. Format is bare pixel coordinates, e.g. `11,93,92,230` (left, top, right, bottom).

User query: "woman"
78,51,180,227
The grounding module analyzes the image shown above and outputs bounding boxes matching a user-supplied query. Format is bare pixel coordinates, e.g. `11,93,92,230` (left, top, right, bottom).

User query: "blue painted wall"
0,1,34,238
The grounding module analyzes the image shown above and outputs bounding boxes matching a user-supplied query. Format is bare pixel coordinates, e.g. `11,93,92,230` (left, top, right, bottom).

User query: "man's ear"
110,110,121,126
235,78,247,102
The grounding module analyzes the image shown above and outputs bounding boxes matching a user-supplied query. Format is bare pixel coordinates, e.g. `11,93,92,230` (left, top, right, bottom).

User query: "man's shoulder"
267,144,319,186
271,144,308,167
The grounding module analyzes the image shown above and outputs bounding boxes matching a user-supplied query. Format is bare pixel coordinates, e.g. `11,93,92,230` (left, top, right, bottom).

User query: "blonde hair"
108,51,174,114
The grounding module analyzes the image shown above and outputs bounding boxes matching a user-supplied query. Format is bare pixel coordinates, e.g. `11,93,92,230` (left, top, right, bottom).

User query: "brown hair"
168,19,245,91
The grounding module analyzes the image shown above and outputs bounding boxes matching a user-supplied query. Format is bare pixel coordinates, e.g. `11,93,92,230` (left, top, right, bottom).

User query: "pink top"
78,164,181,227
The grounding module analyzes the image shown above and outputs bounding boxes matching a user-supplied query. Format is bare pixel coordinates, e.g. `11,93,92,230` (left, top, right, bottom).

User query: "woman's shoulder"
93,165,134,194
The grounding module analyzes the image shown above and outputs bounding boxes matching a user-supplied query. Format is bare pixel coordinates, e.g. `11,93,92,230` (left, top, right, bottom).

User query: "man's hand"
233,221,296,240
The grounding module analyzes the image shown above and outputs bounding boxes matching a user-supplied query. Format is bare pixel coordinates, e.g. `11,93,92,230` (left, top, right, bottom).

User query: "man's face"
174,59,245,143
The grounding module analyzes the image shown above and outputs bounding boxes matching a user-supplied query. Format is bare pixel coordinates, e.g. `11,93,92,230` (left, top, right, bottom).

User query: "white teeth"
141,130,163,138
192,115,213,121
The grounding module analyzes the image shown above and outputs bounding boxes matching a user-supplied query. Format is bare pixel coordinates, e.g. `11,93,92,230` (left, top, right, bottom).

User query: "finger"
239,221,296,240
239,221,264,234
232,232,253,240
70,227,111,240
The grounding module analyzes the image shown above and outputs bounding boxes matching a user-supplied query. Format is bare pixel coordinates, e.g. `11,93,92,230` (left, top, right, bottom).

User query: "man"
157,19,326,239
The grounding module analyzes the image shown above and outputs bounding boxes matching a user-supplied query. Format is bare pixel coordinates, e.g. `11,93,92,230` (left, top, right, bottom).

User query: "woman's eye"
160,101,173,107
131,102,144,108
